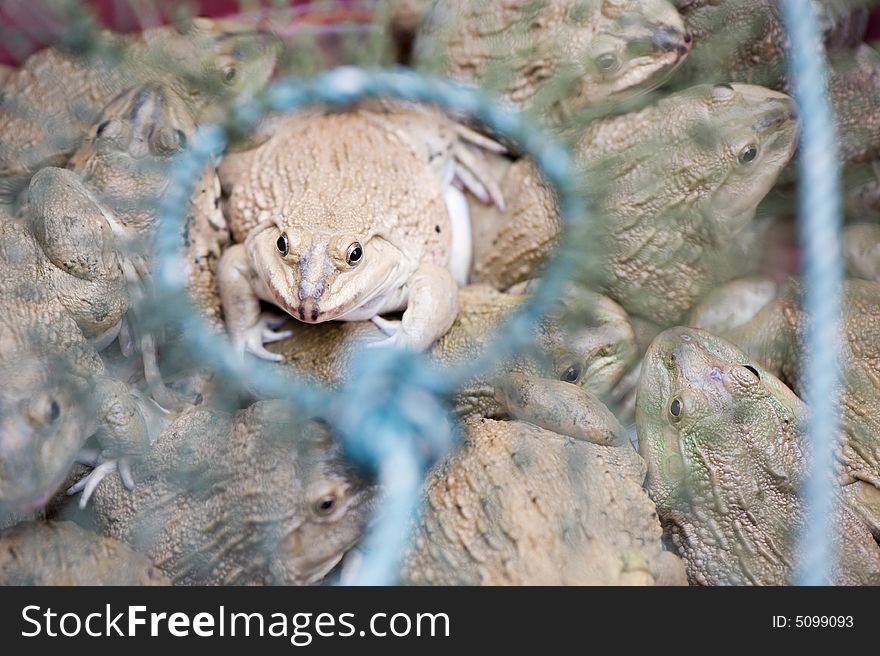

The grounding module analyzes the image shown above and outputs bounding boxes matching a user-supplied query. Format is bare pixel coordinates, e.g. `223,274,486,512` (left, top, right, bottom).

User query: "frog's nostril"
681,333,692,342
653,26,689,56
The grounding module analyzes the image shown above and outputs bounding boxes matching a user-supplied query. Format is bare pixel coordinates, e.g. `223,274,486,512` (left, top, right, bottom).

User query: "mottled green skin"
638,326,880,585
0,521,169,585
723,280,880,529
0,18,279,202
91,402,375,586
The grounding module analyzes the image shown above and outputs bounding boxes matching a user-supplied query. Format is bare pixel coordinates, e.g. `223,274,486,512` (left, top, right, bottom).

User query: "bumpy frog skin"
0,174,152,520
637,327,880,585
219,104,505,357
91,401,375,585
579,83,797,325
0,17,279,202
269,284,634,446
0,521,169,585
671,0,872,90
719,280,880,524
401,417,687,585
68,83,228,407
417,0,691,119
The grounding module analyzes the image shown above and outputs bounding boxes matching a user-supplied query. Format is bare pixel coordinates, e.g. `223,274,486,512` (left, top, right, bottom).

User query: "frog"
637,326,880,585
89,401,376,586
707,279,880,525
670,0,874,91
217,102,506,357
400,416,687,585
468,83,798,326
67,82,229,407
0,16,280,203
415,0,692,121
268,284,635,446
0,172,157,522
0,520,169,585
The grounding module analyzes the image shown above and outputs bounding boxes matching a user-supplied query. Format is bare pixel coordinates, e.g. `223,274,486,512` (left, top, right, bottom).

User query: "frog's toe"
262,313,289,331
371,315,401,337
67,459,124,509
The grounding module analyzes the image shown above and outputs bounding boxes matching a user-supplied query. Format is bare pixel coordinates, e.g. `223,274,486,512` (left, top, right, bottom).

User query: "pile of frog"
1,0,880,586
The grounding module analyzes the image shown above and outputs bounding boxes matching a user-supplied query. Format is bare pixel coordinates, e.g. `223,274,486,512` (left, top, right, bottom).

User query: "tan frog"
90,401,375,585
416,0,691,120
218,103,505,357
638,326,880,585
400,417,686,585
0,17,279,203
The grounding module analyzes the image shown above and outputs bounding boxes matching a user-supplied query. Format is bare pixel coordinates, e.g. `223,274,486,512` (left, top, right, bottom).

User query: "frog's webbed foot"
67,455,135,509
451,124,506,210
233,312,293,362
367,263,457,351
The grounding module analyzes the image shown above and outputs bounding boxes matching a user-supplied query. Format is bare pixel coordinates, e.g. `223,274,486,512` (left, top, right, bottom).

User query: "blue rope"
152,67,589,585
780,0,844,586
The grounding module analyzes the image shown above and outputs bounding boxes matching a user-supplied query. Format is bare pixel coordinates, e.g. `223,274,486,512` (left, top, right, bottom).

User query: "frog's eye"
313,493,338,517
596,52,621,74
222,65,237,85
174,130,188,150
346,242,363,267
561,365,580,384
95,119,124,140
25,395,62,430
739,144,758,164
276,232,289,257
669,397,683,422
744,365,761,380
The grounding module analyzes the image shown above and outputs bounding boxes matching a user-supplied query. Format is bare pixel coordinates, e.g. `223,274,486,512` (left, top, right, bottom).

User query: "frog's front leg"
494,373,629,447
371,263,458,351
67,377,167,507
218,243,293,360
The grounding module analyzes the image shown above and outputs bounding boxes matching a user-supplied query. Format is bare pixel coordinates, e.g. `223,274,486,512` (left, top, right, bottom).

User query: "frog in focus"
0,17,279,203
218,103,506,357
637,326,880,585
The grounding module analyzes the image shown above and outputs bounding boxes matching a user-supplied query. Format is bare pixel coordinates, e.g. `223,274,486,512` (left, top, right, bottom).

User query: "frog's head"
541,289,637,399
73,84,194,166
690,83,798,233
569,0,692,107
246,215,407,324
636,327,806,533
0,356,95,515
145,17,280,111
234,402,376,585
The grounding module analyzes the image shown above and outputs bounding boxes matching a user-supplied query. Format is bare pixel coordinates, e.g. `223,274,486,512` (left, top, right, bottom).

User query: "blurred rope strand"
781,0,844,586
